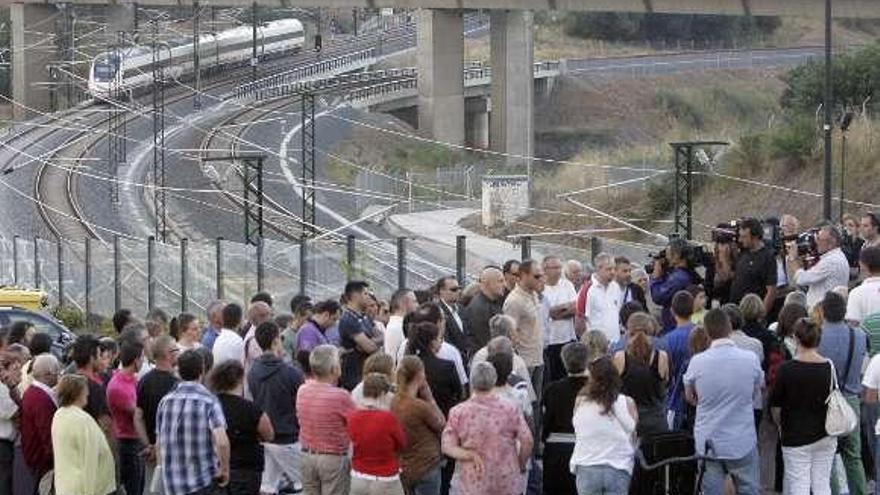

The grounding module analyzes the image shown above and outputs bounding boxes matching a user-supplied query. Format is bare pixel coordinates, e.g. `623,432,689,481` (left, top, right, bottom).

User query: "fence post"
33,236,40,289
521,236,532,260
346,235,356,281
147,236,155,311
396,237,407,291
256,238,264,293
12,235,18,285
590,237,602,264
216,237,224,300
84,238,91,326
113,235,121,313
299,238,307,296
456,235,466,285
181,238,188,312
56,238,63,307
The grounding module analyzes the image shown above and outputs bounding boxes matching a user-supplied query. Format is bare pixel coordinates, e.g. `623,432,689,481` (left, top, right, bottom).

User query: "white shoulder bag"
825,359,858,437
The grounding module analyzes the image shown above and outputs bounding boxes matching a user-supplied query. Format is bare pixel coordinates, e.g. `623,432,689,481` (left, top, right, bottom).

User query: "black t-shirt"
218,393,264,471
769,360,832,447
136,369,179,445
338,309,372,390
76,372,110,422
729,245,778,304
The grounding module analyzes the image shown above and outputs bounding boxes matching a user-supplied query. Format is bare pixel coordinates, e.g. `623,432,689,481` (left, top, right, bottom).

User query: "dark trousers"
186,482,227,495
543,442,575,495
227,469,260,495
545,344,569,383
0,440,12,495
119,438,145,495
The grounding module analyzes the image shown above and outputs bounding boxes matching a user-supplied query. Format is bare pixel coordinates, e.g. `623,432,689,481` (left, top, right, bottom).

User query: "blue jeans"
702,447,760,495
411,464,442,495
575,465,630,495
119,438,145,495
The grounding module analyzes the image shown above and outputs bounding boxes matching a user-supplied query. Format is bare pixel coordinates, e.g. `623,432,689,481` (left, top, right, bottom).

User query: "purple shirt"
296,319,328,353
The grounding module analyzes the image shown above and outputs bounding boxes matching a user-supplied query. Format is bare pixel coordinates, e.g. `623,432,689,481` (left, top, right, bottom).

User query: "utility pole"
152,18,167,242
193,0,201,110
251,2,258,82
823,0,833,221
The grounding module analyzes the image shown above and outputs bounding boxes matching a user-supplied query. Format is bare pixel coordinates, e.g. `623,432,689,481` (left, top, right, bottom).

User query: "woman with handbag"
769,318,838,495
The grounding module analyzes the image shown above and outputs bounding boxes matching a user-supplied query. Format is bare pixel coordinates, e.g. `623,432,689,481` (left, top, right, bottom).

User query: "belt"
545,433,576,444
351,470,400,482
302,446,345,456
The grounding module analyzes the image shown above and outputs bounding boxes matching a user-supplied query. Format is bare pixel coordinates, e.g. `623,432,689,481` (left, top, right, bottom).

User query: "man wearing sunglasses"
503,260,546,407
436,276,468,361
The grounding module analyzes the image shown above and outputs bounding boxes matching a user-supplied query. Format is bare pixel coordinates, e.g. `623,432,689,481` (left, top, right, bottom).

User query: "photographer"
729,218,777,315
650,239,699,334
790,223,850,310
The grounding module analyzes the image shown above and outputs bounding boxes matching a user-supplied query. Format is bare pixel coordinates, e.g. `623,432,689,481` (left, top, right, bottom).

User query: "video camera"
711,218,784,255
790,228,821,268
644,241,714,275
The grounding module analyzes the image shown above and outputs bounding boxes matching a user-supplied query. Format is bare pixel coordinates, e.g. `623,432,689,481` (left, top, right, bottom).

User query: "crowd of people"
0,213,878,495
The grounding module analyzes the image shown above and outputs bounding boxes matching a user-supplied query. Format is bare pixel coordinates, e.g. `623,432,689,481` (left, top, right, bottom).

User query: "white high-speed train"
88,18,304,99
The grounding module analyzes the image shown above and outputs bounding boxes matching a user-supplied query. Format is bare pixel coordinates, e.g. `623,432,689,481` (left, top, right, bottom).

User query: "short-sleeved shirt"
503,286,544,368
862,354,880,433
660,323,693,420
817,322,868,396
107,370,139,439
683,339,763,459
296,319,328,353
213,329,245,366
585,277,623,344
157,381,226,495
769,360,831,447
729,245,778,304
543,279,578,346
217,393,264,471
338,309,373,390
296,381,356,455
347,409,407,477
847,277,880,354
137,368,179,445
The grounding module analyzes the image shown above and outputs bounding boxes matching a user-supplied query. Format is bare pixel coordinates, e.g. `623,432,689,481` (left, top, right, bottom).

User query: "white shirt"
794,247,850,310
585,276,623,344
396,339,468,385
384,315,405,364
862,354,880,433
0,381,18,441
213,328,245,366
543,278,577,345
570,394,636,474
846,277,880,324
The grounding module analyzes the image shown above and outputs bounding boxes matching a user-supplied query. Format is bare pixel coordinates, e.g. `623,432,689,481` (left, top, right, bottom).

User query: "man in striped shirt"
296,345,356,495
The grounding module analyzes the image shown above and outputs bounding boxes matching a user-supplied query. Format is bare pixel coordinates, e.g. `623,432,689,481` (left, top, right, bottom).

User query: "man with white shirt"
791,224,850,310
542,256,577,382
584,253,623,345
848,246,880,353
384,289,418,364
395,303,469,386
213,303,245,366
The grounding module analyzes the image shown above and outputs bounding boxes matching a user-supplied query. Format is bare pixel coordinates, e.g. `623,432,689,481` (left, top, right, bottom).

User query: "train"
88,18,305,99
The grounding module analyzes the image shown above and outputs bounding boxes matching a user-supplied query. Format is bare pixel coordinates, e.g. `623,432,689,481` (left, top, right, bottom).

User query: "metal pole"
12,235,18,285
113,235,121,313
256,238,264,293
346,234,356,281
216,237,224,300
251,2,258,82
193,0,201,110
686,147,694,240
181,238,188,312
84,238,91,323
147,236,155,311
33,237,40,289
590,237,602,264
56,238,63,307
823,0,833,221
456,235,466,286
299,239,307,296
840,132,846,222
397,237,407,291
521,236,531,260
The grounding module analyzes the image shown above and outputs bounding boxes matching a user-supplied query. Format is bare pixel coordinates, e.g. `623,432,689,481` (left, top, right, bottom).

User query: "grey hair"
561,342,589,375
470,361,497,392
309,345,340,378
784,290,807,307
563,260,582,280
594,252,614,269
487,336,514,356
32,354,61,378
632,268,648,280
489,314,516,339
819,223,843,247
206,300,225,317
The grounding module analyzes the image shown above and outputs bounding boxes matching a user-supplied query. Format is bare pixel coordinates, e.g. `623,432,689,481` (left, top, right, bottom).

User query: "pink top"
106,370,138,439
441,394,532,495
296,380,356,455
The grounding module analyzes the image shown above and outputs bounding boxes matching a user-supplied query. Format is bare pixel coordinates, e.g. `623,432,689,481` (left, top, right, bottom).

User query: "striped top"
296,380,356,454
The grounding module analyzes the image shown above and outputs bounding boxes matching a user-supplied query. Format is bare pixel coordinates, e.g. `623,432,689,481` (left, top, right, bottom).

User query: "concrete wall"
490,10,533,167
416,9,464,146
11,3,56,121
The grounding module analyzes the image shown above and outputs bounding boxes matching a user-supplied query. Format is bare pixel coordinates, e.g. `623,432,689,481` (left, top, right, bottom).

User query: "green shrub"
656,90,704,129
727,134,768,173
51,305,86,332
769,117,817,166
781,43,880,114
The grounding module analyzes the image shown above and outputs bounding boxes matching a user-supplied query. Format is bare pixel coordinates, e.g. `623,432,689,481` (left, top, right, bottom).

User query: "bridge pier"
11,3,57,121
416,9,465,146
490,9,533,168
465,96,489,150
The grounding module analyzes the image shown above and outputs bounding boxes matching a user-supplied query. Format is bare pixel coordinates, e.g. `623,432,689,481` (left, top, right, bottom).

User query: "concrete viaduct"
6,0,880,165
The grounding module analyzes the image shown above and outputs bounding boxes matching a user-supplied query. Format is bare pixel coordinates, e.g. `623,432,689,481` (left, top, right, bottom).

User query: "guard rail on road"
249,67,418,100
235,48,377,98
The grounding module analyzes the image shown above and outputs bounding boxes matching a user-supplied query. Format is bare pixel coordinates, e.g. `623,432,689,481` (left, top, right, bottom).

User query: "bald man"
463,266,506,352
244,301,274,373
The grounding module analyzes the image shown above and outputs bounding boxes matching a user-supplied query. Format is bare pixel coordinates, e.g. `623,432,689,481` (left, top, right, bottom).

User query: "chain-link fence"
0,229,658,322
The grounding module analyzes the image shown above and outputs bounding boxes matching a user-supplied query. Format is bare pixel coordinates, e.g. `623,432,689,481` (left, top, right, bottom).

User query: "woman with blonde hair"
580,329,609,361
613,312,668,438
51,374,116,495
351,352,396,409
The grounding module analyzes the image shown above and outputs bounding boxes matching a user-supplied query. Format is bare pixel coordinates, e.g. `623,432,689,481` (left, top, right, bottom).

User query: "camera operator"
790,223,850,310
650,238,699,334
729,218,777,315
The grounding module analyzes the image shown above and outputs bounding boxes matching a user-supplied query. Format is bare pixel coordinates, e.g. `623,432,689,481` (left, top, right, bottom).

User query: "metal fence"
0,229,657,321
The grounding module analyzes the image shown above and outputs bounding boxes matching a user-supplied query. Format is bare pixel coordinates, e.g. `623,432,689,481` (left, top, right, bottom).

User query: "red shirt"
347,409,407,477
20,385,56,475
296,381,356,455
107,370,138,439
